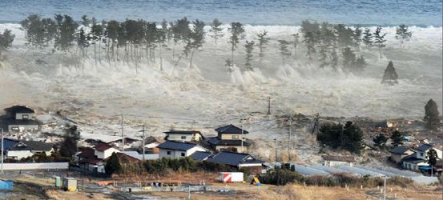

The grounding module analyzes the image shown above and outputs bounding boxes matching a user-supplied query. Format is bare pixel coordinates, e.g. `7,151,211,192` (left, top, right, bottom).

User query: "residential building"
164,130,204,143
0,139,54,160
2,105,40,132
93,143,120,159
189,151,211,161
402,153,428,171
205,151,264,173
322,155,355,167
414,144,442,160
157,141,206,159
389,146,414,164
208,124,250,153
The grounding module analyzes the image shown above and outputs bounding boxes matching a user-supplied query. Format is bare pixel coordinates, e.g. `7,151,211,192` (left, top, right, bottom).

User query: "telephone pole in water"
121,114,125,150
267,97,271,115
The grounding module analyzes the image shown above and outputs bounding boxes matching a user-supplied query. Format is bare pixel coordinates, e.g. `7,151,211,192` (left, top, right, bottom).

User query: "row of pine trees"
1,14,413,76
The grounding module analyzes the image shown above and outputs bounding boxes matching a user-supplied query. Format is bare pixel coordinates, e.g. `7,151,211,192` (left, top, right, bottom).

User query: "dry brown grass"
46,190,112,200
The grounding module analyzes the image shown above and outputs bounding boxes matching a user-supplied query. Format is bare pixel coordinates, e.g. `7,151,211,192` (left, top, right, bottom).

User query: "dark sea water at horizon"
0,0,441,26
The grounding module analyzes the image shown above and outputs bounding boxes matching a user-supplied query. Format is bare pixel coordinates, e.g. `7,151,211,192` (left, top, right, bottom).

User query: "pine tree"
228,22,245,65
373,134,388,147
105,152,122,175
395,24,412,45
278,40,291,67
427,148,438,176
390,130,403,147
342,47,356,71
424,99,440,126
81,15,91,27
317,121,363,154
373,26,387,58
292,33,300,59
353,26,362,49
244,40,255,70
256,30,270,61
59,125,80,158
210,18,224,45
303,32,316,60
0,29,15,59
381,61,398,85
362,28,373,47
185,19,205,68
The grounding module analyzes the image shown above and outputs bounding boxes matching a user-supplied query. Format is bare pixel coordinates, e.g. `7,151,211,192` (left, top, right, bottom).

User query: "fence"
0,162,69,171
120,185,234,193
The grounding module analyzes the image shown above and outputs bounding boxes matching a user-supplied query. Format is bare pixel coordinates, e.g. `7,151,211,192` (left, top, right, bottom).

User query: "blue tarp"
0,180,13,190
418,166,432,170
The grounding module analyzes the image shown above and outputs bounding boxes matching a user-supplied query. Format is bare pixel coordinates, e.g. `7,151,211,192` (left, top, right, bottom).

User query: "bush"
143,157,236,175
258,168,303,185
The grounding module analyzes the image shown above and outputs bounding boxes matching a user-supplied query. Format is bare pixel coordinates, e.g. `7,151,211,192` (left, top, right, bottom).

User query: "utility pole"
383,176,387,200
288,116,292,159
240,118,247,153
267,97,271,115
274,139,278,162
1,128,3,174
121,114,125,150
141,124,145,162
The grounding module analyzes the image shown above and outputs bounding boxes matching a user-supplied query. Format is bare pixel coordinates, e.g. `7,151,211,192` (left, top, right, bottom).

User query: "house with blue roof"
208,124,250,153
0,138,54,160
2,105,40,132
157,140,207,159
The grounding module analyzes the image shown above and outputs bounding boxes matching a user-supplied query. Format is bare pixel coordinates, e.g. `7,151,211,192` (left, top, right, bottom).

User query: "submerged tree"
362,28,373,47
395,24,412,45
424,99,440,127
228,22,245,65
244,40,255,70
317,121,363,154
373,27,387,58
303,32,316,60
256,30,270,61
381,61,398,85
0,29,15,59
54,14,78,52
210,18,224,45
292,33,300,59
278,40,291,67
59,125,80,158
105,152,122,175
390,130,403,147
184,19,205,67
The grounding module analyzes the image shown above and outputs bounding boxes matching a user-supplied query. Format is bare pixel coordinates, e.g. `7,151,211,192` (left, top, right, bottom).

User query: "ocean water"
0,0,441,26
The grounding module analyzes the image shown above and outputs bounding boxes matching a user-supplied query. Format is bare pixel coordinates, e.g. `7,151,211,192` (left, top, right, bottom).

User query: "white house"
157,141,206,159
4,140,53,160
322,155,355,167
93,143,120,159
414,144,442,160
402,153,428,171
3,105,40,132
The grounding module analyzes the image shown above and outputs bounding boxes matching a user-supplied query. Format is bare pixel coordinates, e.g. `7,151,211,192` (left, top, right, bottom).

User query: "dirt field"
4,173,443,200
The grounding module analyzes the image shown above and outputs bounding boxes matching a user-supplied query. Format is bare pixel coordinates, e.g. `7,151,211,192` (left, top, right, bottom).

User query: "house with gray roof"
157,141,206,159
2,105,40,132
414,143,442,160
190,151,211,161
0,139,54,160
389,146,414,164
206,151,264,169
209,124,250,153
402,153,428,171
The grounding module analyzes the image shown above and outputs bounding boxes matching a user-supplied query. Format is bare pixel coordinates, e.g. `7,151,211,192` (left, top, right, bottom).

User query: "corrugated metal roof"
389,146,410,155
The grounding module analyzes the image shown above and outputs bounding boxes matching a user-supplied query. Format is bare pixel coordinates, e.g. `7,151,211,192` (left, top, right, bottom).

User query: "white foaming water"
0,23,441,136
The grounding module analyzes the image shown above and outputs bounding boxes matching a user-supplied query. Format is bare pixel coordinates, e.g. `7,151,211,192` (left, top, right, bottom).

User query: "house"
121,151,159,160
402,153,428,171
208,124,250,153
389,146,414,164
93,143,120,159
322,155,355,167
157,141,206,159
414,144,442,160
164,130,204,143
0,139,54,160
206,151,264,173
77,147,103,172
2,105,40,132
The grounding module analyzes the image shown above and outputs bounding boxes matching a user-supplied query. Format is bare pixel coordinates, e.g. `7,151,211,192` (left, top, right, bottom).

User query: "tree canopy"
317,121,363,154
105,152,122,175
424,99,440,126
59,125,81,158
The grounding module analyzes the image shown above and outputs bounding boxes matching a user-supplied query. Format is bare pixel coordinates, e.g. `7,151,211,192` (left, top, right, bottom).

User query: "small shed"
62,177,77,191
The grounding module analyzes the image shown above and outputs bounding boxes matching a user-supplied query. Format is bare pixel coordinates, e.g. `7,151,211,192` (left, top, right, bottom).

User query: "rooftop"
389,146,411,155
22,141,53,151
4,105,35,114
415,143,433,152
164,130,201,135
207,137,250,147
190,151,211,161
215,124,248,134
207,151,262,167
94,143,115,151
157,141,198,151
402,153,427,164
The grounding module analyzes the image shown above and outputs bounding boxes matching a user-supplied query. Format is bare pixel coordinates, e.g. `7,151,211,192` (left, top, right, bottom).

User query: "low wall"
0,162,69,171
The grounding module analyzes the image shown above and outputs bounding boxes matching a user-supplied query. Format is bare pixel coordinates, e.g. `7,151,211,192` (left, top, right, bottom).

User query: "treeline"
259,167,413,188
105,156,241,176
6,14,414,75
